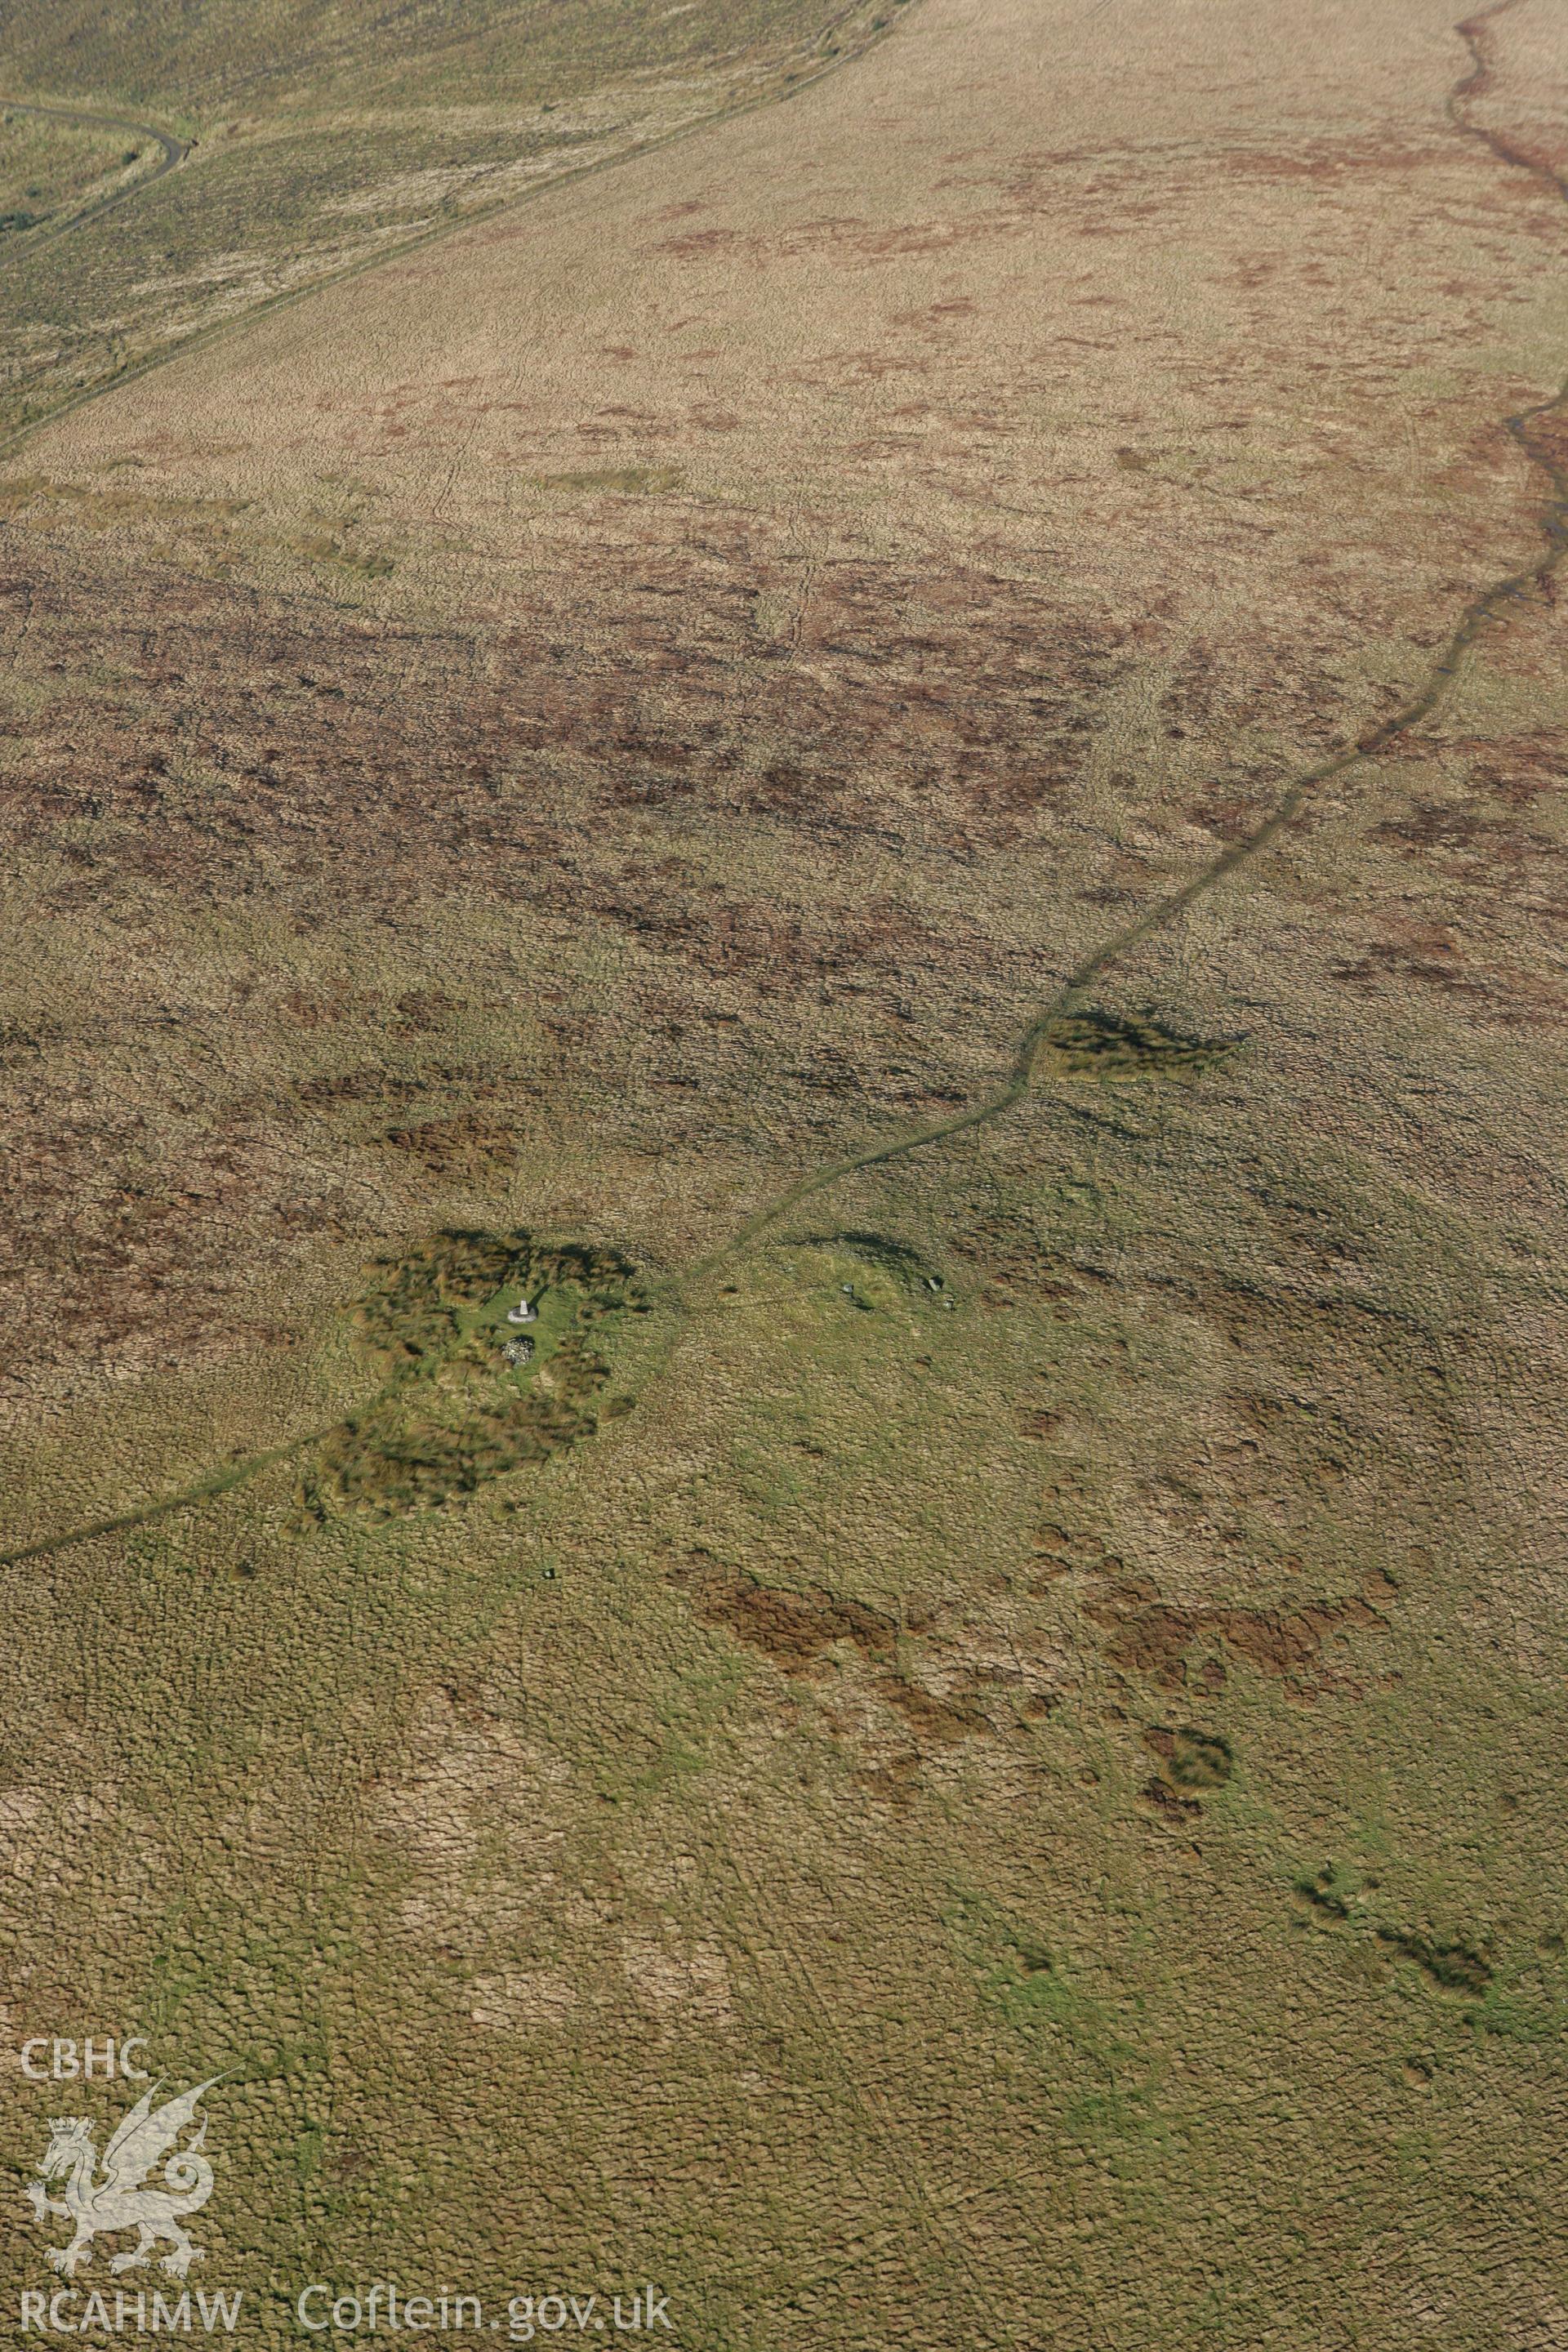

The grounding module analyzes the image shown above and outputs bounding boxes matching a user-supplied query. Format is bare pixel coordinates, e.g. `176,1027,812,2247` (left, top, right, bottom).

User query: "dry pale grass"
0,2,1566,2345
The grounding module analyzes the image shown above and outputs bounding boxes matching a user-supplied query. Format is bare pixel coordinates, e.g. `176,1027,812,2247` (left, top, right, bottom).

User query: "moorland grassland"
1,0,1566,2344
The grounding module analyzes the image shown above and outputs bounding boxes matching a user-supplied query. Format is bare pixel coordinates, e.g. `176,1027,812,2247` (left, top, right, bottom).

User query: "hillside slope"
1,2,1566,2345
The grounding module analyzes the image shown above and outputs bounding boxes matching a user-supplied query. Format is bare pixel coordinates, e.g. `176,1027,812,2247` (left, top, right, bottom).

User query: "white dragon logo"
24,2078,220,2280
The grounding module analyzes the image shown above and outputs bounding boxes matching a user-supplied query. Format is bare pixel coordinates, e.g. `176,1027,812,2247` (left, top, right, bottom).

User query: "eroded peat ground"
1,1,1566,2345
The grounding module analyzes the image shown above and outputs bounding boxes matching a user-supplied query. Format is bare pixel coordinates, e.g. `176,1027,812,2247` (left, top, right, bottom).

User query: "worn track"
2,0,1564,1564
674,0,1568,1288
0,0,913,461
0,94,187,238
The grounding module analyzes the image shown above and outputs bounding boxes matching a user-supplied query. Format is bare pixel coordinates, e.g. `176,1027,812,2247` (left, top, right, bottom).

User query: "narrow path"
0,1,911,464
672,0,1568,1291
0,96,187,239
2,1,1563,1566
0,1425,329,1571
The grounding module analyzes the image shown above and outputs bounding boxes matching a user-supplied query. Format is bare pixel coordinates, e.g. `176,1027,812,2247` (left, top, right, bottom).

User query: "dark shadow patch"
1040,1009,1241,1077
1293,1868,1491,1995
1145,1724,1233,1791
1374,1927,1492,1996
1294,1868,1353,1922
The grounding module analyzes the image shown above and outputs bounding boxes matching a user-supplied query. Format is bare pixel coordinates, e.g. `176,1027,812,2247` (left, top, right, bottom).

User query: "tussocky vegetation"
1,0,1566,2345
